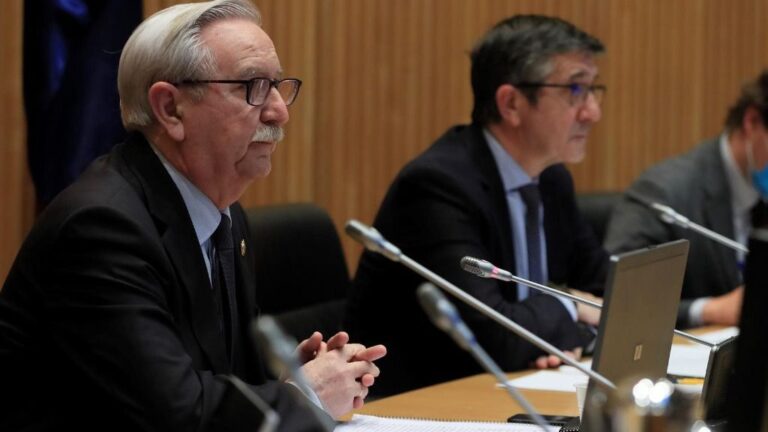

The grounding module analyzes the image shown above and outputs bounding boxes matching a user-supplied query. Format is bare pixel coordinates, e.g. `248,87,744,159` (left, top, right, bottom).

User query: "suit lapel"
115,134,231,373
700,140,740,285
230,206,257,320
465,126,518,278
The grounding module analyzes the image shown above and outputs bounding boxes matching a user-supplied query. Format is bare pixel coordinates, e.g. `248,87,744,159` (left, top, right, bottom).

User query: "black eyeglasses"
515,82,606,106
176,77,302,107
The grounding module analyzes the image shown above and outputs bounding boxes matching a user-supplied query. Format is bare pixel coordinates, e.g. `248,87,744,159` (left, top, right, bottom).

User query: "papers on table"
336,414,561,431
667,344,710,378
502,360,591,392
500,327,739,392
696,326,738,345
667,326,739,378
504,370,588,392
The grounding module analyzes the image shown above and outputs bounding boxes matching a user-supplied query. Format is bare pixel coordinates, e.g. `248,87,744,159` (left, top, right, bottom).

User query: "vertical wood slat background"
2,0,768,280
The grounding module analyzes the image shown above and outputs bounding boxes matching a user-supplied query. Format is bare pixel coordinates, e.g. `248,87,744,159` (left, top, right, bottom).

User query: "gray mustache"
252,125,284,143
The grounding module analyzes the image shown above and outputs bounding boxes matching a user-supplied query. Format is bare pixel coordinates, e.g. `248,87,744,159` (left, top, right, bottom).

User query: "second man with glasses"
346,14,610,396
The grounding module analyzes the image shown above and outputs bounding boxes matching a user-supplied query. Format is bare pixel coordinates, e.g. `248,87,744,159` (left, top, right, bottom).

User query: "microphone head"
416,283,472,351
625,191,690,227
416,283,453,332
344,219,402,261
345,219,377,249
460,256,493,278
625,190,655,208
252,316,299,377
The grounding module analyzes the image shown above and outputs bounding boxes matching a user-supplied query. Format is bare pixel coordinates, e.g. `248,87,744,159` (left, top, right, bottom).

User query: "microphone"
461,256,715,348
626,190,748,254
461,257,603,309
417,282,550,431
344,219,615,391
216,375,280,432
251,316,336,432
344,219,402,261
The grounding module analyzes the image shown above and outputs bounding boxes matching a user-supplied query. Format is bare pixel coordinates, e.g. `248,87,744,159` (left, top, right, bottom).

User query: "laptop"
700,335,738,423
579,239,690,430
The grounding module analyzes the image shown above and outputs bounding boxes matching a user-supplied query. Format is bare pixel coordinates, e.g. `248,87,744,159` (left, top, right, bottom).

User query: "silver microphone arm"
344,219,616,391
460,256,715,348
417,283,550,432
251,316,336,432
627,190,748,254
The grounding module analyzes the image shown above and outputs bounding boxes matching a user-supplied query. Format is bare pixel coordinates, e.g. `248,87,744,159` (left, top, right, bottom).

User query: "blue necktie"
212,214,238,362
518,184,544,284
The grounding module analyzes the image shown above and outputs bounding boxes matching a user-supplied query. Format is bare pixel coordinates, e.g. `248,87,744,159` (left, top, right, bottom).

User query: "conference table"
350,326,726,422
354,370,579,422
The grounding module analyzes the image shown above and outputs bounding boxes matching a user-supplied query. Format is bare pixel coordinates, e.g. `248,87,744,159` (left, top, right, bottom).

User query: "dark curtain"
24,0,142,208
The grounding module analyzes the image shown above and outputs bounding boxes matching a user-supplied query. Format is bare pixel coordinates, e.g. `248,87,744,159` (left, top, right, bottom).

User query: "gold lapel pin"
240,239,247,256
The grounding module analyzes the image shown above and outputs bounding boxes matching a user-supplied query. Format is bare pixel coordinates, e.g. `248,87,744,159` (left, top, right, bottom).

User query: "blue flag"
24,0,142,207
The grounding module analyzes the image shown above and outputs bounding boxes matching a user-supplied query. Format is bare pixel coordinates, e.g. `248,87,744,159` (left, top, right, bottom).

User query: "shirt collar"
720,133,759,213
483,128,535,191
151,146,230,247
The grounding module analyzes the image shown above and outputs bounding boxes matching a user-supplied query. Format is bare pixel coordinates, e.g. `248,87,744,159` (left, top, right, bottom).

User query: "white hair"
118,0,261,131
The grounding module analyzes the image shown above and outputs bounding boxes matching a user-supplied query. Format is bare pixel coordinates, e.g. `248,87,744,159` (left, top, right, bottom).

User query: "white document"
697,326,739,345
503,370,588,393
336,414,561,431
667,344,711,378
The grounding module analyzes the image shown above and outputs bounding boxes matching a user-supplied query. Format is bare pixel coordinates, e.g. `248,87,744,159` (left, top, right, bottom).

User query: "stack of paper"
336,414,561,431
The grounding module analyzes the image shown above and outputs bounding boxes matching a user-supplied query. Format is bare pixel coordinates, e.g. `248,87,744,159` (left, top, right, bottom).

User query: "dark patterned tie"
212,214,238,362
518,184,544,284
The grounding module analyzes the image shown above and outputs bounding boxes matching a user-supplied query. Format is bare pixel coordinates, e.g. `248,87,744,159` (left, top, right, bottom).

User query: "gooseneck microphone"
344,219,615,390
417,283,550,431
251,316,336,432
345,220,402,261
461,256,715,348
461,257,603,309
626,190,748,254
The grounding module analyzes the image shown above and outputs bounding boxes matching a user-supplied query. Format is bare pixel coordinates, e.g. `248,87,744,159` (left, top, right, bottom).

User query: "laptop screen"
582,239,689,428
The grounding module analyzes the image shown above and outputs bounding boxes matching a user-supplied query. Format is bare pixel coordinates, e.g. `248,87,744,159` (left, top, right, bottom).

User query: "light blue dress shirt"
153,148,230,285
483,129,577,320
151,146,325,411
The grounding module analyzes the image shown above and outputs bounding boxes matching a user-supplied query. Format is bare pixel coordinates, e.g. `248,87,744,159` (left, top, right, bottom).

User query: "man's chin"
238,156,272,180
564,140,587,163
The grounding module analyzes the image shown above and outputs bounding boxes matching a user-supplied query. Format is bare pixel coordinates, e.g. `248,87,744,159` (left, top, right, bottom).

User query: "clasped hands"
295,331,386,419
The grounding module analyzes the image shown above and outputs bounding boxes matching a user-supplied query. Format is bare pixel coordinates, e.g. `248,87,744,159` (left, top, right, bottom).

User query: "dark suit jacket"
0,133,322,431
604,138,741,328
346,124,608,396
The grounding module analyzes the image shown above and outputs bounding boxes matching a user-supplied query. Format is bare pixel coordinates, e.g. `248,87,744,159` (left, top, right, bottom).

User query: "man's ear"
147,82,186,142
495,84,523,127
743,106,767,137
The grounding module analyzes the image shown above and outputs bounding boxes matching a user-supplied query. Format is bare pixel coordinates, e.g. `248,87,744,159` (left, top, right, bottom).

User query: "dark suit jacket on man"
0,133,320,431
346,124,608,396
604,138,742,328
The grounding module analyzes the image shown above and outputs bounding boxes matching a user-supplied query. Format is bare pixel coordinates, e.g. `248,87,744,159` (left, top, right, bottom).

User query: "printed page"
336,414,561,432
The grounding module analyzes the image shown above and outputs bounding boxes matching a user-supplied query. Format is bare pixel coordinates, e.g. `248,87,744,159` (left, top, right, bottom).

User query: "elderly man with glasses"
346,14,609,396
0,1,385,431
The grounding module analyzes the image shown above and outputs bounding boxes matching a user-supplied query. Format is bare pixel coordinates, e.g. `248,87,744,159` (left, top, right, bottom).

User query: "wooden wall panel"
0,0,33,281
2,0,768,280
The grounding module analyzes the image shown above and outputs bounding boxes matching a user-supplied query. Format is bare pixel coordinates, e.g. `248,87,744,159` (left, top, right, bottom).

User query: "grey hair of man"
118,0,261,131
470,14,604,127
724,70,768,132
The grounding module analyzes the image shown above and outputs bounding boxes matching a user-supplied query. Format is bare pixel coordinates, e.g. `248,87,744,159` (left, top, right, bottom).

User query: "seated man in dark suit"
346,15,609,396
604,71,768,329
0,1,385,430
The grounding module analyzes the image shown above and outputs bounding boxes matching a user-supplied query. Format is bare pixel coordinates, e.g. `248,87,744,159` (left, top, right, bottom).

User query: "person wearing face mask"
605,70,768,329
